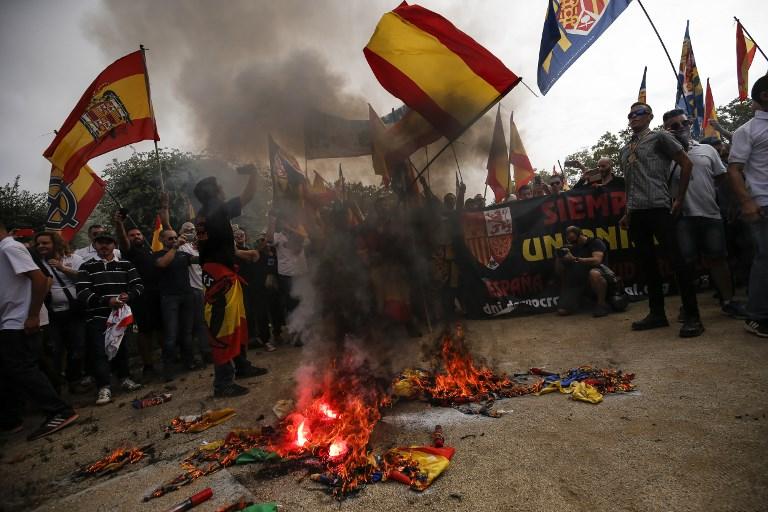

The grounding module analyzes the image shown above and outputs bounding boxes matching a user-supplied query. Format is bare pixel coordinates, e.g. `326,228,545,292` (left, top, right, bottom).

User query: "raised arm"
112,211,131,254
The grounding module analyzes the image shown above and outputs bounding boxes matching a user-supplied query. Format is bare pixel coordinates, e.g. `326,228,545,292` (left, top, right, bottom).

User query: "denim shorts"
676,216,727,261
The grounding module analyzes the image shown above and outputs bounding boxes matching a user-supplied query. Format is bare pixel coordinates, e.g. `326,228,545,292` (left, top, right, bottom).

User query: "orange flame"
296,419,309,448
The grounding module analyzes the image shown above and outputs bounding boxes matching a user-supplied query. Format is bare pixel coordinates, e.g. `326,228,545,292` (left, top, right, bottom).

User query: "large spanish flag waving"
485,108,510,203
44,50,159,183
46,165,105,242
364,2,520,140
736,22,757,101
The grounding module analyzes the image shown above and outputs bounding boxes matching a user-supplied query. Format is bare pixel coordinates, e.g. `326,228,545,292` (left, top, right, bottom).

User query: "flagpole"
139,44,165,192
734,17,768,63
409,79,521,187
634,0,691,117
506,109,512,198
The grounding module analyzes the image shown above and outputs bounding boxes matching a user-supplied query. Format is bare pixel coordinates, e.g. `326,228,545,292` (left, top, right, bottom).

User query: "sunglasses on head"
627,108,650,119
667,120,691,131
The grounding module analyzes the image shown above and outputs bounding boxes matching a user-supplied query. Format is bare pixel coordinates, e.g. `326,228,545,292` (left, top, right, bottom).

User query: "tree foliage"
93,149,273,238
715,98,754,133
0,175,49,229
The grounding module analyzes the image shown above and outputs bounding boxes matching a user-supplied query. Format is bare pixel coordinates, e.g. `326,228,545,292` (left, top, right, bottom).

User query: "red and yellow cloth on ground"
43,50,159,183
386,445,455,491
203,263,248,365
364,2,519,140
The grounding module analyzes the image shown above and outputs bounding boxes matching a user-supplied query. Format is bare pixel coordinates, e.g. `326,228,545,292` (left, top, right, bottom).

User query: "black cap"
93,232,117,243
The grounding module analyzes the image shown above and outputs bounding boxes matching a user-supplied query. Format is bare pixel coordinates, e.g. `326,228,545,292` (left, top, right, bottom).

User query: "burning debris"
75,444,152,478
164,408,237,434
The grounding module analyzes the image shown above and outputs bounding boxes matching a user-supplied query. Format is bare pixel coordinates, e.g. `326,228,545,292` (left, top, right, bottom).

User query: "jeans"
0,329,73,425
676,216,728,261
48,310,86,383
629,208,699,318
747,209,768,321
191,288,212,358
160,293,194,368
212,346,251,390
88,321,130,388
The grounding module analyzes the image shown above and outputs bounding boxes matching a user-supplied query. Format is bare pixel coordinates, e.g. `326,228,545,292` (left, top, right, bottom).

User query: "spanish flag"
150,215,163,252
364,2,520,140
736,22,757,101
485,107,510,203
202,263,248,366
44,50,159,184
508,112,535,192
702,78,720,139
46,165,105,242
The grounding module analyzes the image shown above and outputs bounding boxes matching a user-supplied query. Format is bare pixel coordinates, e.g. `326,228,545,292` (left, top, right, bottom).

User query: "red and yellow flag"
45,165,105,242
150,215,163,251
736,22,757,101
43,50,159,183
703,78,720,139
485,108,510,203
508,112,534,192
364,2,520,140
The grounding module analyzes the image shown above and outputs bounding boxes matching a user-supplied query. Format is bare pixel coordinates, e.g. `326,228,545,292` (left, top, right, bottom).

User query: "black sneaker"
679,318,705,338
235,365,268,379
214,383,250,398
27,411,79,441
745,320,768,338
631,313,669,331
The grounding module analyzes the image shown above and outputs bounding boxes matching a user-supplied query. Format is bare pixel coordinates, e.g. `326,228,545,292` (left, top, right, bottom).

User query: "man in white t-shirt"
664,109,746,320
74,224,121,262
267,215,309,346
728,76,768,337
0,220,78,440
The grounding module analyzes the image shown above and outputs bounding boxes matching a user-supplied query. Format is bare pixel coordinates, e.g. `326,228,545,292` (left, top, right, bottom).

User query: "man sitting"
555,226,614,317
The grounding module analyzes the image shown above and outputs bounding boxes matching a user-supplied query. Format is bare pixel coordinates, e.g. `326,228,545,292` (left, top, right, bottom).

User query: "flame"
296,419,309,448
328,439,348,459
82,446,147,475
319,403,338,419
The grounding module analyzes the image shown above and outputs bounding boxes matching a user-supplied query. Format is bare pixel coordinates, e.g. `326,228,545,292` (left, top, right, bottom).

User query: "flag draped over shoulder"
304,110,372,159
45,165,105,242
638,66,647,104
43,50,159,183
703,79,720,139
364,2,520,140
736,22,757,101
537,0,632,95
485,108,510,203
508,113,535,192
676,21,704,138
150,215,163,252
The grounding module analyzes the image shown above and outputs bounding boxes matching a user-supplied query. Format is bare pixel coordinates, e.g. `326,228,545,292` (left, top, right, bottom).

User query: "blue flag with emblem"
537,0,633,95
675,21,704,138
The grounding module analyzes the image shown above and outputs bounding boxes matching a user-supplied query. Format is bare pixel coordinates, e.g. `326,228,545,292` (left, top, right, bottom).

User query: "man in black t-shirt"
555,226,613,317
113,211,161,377
194,171,266,397
154,229,199,381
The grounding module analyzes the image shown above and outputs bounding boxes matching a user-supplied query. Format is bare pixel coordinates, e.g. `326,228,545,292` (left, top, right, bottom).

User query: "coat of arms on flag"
79,90,132,141
463,207,514,270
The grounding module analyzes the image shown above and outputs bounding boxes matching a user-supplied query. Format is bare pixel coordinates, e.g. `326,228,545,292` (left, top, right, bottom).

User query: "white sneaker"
121,378,143,391
265,342,277,352
96,387,112,406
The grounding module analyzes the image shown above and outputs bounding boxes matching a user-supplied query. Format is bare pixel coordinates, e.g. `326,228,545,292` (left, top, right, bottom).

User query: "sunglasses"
627,109,650,119
667,120,691,131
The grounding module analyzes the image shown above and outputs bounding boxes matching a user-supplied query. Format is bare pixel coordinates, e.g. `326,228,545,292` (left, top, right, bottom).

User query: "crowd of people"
1,77,766,442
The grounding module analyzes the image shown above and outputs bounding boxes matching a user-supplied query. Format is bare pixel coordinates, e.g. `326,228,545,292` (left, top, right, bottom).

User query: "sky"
1,0,766,199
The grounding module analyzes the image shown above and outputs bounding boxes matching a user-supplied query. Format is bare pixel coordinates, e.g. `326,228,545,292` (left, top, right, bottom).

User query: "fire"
80,445,148,476
296,419,309,448
328,439,348,459
319,403,338,419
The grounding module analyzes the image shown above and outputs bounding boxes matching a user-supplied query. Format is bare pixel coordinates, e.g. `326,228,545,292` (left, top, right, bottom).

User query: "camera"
556,246,571,257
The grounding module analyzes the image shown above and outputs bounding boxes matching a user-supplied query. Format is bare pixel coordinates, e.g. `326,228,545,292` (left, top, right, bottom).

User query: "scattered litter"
133,392,173,409
272,399,294,420
164,487,212,512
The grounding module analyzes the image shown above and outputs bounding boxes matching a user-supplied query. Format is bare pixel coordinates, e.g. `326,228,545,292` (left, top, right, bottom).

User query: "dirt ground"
1,294,767,512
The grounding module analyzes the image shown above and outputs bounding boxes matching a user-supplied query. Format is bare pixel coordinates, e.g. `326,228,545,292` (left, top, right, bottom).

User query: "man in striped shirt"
76,232,143,405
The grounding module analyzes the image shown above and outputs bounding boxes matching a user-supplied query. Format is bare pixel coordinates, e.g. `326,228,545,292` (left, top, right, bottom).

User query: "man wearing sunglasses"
619,102,701,337
664,109,746,322
727,75,768,338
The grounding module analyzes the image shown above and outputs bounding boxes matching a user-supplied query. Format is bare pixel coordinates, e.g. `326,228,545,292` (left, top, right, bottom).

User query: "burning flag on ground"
76,445,151,477
385,445,455,491
164,408,237,433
